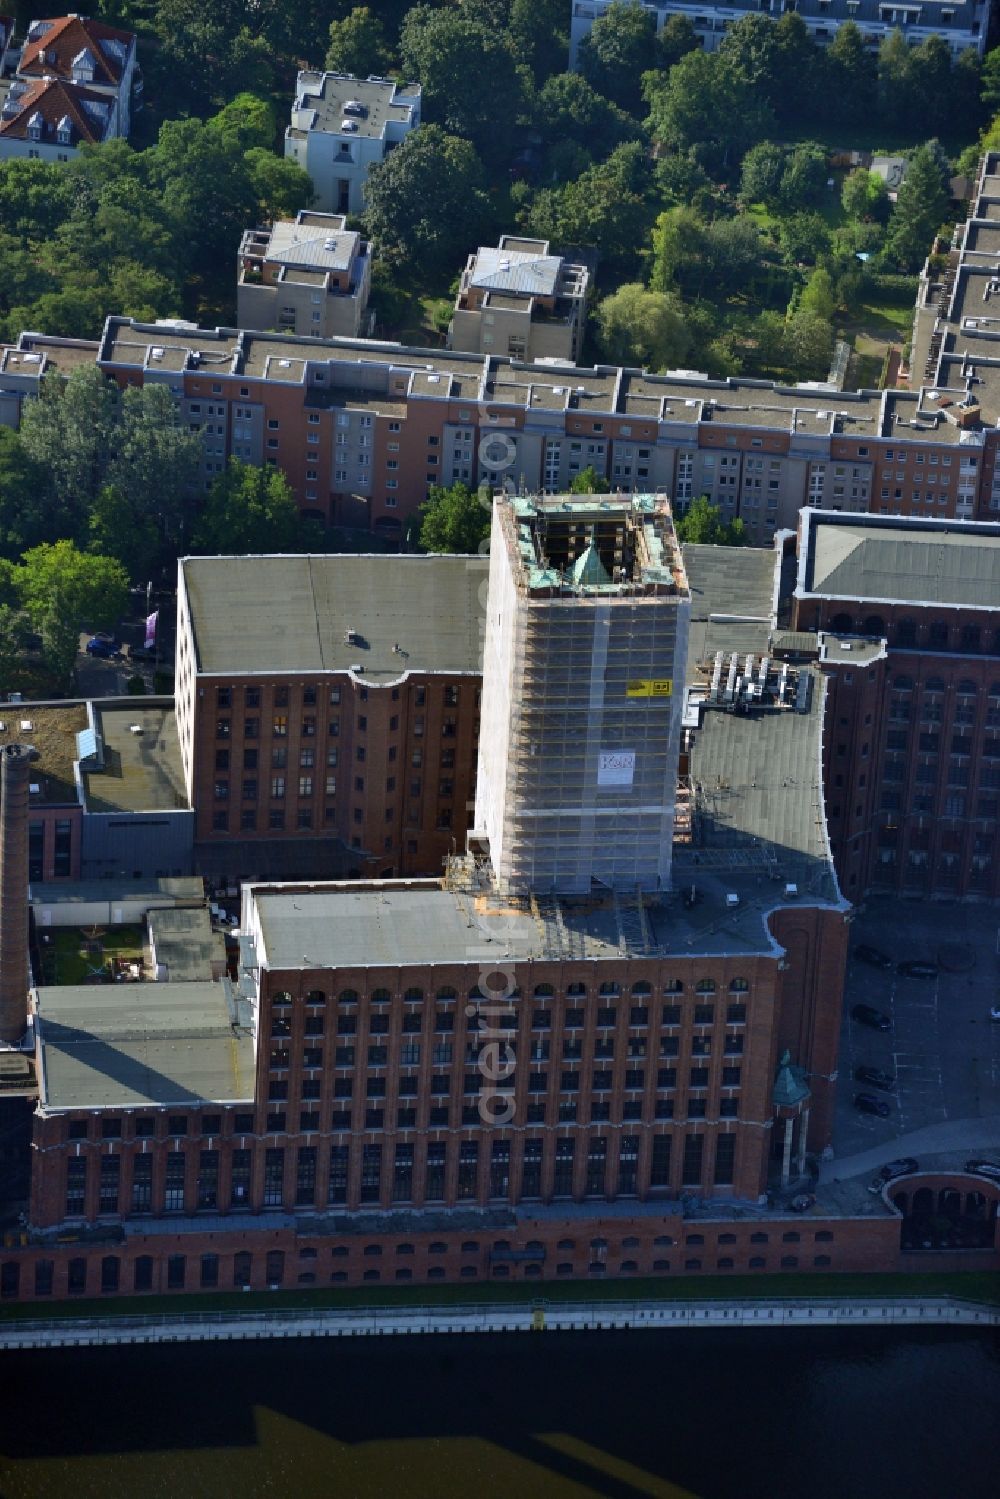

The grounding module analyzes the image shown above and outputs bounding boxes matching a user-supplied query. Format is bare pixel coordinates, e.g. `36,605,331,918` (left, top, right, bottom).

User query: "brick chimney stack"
0,744,40,1045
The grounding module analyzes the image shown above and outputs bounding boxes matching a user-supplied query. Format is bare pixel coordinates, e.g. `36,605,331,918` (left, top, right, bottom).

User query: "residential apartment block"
175,553,486,882
0,12,139,160
449,237,589,365
238,211,372,341
284,72,420,216
570,0,992,62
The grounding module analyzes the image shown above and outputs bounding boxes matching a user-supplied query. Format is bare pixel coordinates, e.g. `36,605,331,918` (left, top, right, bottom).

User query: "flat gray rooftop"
30,877,203,908
36,980,254,1111
182,554,488,679
470,245,562,298
802,514,1000,608
252,667,840,965
82,705,187,813
682,544,776,672
147,906,224,983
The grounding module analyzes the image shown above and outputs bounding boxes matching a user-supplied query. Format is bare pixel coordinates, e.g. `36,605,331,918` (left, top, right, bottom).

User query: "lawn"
35,925,146,987
2,1270,998,1324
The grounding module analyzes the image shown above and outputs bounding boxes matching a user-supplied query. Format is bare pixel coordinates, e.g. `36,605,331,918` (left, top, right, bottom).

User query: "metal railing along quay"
0,1295,997,1350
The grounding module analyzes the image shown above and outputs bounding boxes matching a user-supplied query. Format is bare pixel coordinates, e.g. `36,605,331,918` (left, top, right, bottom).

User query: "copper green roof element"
772,1048,811,1108
569,536,611,588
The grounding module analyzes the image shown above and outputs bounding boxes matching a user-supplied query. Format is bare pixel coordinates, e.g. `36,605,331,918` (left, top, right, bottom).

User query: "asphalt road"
832,896,1000,1159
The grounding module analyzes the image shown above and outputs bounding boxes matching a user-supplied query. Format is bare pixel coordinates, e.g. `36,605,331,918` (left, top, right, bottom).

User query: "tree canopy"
674,497,747,546
192,461,300,555
418,482,491,554
364,125,491,271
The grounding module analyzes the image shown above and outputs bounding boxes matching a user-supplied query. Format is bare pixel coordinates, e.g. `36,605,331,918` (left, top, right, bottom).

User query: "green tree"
418,482,491,554
719,13,785,110
885,143,950,270
521,142,652,269
508,0,568,81
15,540,129,682
569,466,611,494
778,211,830,265
535,73,638,159
107,384,202,551
783,308,833,378
799,267,836,323
778,142,828,212
656,13,698,71
400,6,524,162
0,428,50,559
842,168,890,224
595,284,690,370
17,366,119,537
740,142,786,206
674,495,746,546
363,126,490,270
650,206,705,294
577,0,656,113
980,46,1000,117
644,49,773,171
823,22,876,127
325,7,391,77
192,461,300,555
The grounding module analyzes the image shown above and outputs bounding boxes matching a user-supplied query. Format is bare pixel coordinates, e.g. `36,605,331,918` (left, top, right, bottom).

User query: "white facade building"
284,72,421,216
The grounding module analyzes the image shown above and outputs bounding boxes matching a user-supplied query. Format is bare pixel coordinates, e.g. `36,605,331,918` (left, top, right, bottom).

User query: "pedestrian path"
820,1113,1000,1184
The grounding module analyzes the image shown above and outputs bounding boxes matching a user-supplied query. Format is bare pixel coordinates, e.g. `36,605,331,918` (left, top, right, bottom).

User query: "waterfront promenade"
1,1295,997,1350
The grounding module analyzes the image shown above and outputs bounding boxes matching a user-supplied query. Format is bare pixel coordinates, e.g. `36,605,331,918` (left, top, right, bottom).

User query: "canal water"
0,1326,996,1498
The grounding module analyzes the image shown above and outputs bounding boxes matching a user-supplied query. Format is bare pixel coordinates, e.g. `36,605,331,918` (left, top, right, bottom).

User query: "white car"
990,1005,1000,1022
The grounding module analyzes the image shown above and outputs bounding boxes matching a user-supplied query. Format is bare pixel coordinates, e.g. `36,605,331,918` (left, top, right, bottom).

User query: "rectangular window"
586,1137,607,1194
99,1156,119,1214
714,1135,736,1185
393,1143,414,1202
650,1135,671,1188
131,1154,152,1212
360,1144,382,1203
457,1140,478,1200
618,1135,639,1195
197,1150,219,1210
553,1139,575,1196
296,1146,317,1206
681,1134,704,1186
425,1142,446,1200
328,1146,349,1205
263,1148,285,1207
230,1148,251,1208
164,1151,186,1212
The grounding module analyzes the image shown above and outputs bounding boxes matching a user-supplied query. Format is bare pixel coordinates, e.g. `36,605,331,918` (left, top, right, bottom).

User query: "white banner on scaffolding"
597,750,635,787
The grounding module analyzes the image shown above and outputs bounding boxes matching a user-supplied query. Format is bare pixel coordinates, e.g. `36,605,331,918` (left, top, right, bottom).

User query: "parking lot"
832,896,1000,1160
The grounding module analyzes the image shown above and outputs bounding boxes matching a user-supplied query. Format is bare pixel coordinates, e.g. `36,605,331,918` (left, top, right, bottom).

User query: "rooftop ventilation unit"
784,883,799,898
725,892,740,909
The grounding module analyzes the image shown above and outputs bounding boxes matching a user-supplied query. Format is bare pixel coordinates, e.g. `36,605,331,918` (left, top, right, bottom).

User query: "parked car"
868,1157,918,1193
85,636,117,658
897,960,938,980
964,1159,1000,1184
855,944,893,970
128,644,156,662
854,1065,894,1091
851,1003,891,1031
854,1092,891,1118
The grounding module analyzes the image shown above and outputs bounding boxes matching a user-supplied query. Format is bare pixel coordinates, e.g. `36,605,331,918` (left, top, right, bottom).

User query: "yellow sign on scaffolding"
626,678,673,698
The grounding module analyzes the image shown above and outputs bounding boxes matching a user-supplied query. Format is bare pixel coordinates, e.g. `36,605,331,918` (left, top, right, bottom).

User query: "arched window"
830,612,853,633
957,679,977,696
396,1243,414,1256
863,615,886,638
664,979,684,993
728,977,749,993
622,1236,640,1248
363,1269,380,1281
428,1242,447,1254
272,990,292,1007
631,981,652,996
895,618,917,647
533,983,554,997
395,1268,412,1281
599,981,620,996
717,1257,734,1270
407,986,427,1002
337,989,358,1005
567,982,586,996
557,1238,575,1250
556,1262,573,1275
696,979,716,994
590,1237,608,1250
461,1241,480,1253
749,1256,766,1268
893,674,914,690
620,1260,638,1272
814,1255,831,1268
653,1258,670,1271
306,989,326,1005
370,988,390,1003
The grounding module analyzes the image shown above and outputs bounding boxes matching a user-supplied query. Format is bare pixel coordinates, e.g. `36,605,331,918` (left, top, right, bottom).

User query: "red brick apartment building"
175,553,487,881
789,510,1000,901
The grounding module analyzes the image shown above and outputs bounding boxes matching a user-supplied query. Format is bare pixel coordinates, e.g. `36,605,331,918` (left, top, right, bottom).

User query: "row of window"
278,982,750,1004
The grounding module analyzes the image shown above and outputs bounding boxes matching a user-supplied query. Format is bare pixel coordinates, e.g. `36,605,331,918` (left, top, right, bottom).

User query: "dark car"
85,636,117,658
854,1065,894,1091
851,1003,891,1031
854,1092,891,1118
128,644,156,662
964,1159,1000,1184
868,1157,919,1193
897,960,938,980
855,944,893,970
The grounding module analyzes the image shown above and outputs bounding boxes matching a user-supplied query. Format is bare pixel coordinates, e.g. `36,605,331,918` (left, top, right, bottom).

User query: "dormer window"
56,115,72,146
71,48,96,83
26,111,43,142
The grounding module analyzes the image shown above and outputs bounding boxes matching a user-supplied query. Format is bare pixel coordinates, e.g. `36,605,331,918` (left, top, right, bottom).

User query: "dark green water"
0,1327,996,1498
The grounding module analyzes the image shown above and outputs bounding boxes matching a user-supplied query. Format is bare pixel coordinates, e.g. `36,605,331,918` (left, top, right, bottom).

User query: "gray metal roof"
471,246,562,298
30,877,203,907
181,554,488,678
804,518,1000,608
265,216,358,272
36,980,254,1110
